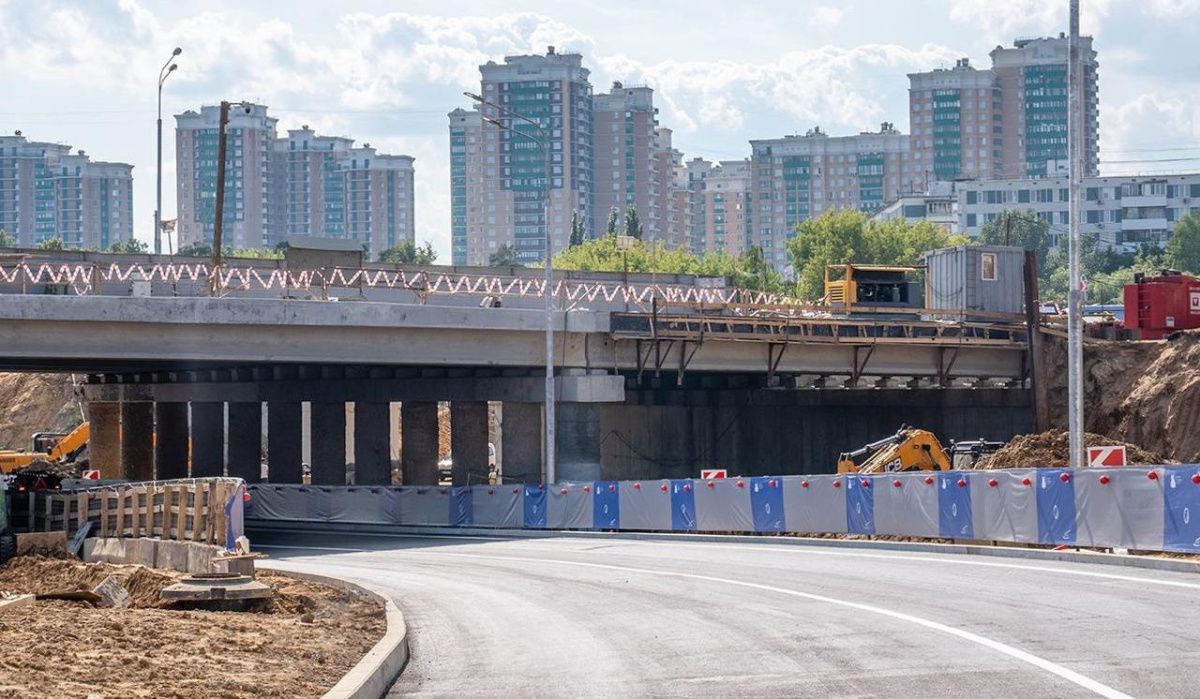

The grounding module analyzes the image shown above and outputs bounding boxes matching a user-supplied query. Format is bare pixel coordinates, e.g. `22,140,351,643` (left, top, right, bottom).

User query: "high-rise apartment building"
175,103,277,249
178,105,415,254
653,127,689,250
697,159,752,256
750,124,922,268
593,82,665,240
908,35,1099,184
0,132,133,249
451,48,594,266
991,35,1099,178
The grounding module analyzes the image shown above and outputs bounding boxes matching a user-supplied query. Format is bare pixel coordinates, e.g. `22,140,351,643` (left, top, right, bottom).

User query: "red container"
1124,271,1200,340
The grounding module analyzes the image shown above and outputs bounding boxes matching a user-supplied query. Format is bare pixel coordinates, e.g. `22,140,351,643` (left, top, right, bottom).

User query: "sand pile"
0,555,180,608
0,372,82,450
978,430,1172,469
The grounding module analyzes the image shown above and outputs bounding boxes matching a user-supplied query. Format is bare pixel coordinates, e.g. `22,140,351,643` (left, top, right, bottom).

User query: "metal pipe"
1067,0,1085,469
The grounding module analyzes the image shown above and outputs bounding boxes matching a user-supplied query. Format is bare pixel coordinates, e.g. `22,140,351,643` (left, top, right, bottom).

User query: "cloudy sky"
1,0,1197,256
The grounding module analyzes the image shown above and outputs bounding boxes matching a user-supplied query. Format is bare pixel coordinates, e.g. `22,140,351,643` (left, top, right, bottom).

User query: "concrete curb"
261,568,409,699
248,518,1200,576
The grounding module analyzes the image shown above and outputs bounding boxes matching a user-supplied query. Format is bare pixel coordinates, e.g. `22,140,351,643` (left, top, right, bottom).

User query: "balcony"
1121,194,1167,208
1121,217,1168,232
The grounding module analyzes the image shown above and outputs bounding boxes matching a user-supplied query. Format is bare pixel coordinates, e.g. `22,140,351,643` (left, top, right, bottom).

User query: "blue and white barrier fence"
245,467,1200,554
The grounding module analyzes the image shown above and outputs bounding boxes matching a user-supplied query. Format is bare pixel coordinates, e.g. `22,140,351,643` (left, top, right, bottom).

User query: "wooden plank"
144,485,155,538
100,491,110,537
173,486,186,541
77,493,88,534
190,484,205,542
131,488,142,538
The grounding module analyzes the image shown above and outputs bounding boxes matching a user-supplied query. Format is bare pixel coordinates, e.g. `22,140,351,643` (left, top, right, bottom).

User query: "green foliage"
379,241,437,265
552,235,788,293
35,237,64,251
226,247,283,260
1165,211,1200,274
606,207,619,237
977,210,1052,268
176,242,213,257
488,243,521,267
107,238,149,254
568,211,584,248
0,229,14,247
786,210,964,299
1039,236,1151,303
625,205,642,240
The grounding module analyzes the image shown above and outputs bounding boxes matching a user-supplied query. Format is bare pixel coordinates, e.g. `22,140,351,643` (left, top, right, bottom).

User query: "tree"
36,237,64,251
108,238,149,254
568,210,584,248
1165,211,1200,274
625,204,642,240
488,243,521,267
176,242,213,257
786,210,963,299
977,210,1052,268
606,207,620,237
380,240,438,265
0,229,14,248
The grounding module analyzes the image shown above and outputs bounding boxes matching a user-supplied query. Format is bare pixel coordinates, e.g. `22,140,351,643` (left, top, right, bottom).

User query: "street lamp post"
466,92,557,484
156,47,182,256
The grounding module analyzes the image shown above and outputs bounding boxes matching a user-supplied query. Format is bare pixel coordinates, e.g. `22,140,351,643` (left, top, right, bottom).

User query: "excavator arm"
836,427,953,474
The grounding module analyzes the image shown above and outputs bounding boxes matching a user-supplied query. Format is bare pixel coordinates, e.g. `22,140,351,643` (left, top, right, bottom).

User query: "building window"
981,252,997,281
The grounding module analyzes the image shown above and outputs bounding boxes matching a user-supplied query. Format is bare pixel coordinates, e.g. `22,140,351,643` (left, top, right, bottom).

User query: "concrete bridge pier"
190,402,225,477
354,401,392,485
153,402,189,480
501,402,542,484
87,401,121,478
120,401,155,481
267,402,303,484
401,402,439,485
227,402,262,483
556,402,602,483
450,401,489,486
310,402,346,485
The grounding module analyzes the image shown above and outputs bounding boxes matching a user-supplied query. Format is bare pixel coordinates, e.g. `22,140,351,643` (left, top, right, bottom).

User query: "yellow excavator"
0,422,90,474
836,426,953,474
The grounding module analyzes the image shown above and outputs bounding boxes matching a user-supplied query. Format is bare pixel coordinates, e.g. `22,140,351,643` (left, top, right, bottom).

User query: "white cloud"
947,0,1113,39
1144,0,1200,16
810,6,844,28
1104,93,1200,174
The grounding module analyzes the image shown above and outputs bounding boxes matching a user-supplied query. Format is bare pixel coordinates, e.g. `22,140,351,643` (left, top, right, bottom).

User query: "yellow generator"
824,264,923,310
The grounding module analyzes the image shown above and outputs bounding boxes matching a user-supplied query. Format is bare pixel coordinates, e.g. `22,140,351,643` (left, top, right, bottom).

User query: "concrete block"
0,594,35,614
186,542,221,574
16,531,67,556
154,540,191,572
91,575,132,608
83,537,126,563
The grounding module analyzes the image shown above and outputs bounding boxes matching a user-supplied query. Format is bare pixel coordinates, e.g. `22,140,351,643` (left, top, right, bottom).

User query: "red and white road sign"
1087,446,1127,467
700,469,727,480
81,469,101,480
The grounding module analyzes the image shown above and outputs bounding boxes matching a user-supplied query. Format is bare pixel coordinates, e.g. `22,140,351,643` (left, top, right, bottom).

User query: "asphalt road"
254,531,1200,697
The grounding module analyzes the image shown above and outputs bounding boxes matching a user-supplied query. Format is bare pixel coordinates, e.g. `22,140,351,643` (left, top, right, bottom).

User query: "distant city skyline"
1,1,1197,258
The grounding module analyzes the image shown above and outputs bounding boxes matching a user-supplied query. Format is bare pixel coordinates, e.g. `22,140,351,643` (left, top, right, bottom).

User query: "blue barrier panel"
781,475,845,533
1035,469,1076,545
670,480,696,531
593,481,620,529
938,472,974,539
619,481,671,531
451,486,473,527
1163,467,1200,553
523,485,547,528
845,475,875,535
750,477,785,532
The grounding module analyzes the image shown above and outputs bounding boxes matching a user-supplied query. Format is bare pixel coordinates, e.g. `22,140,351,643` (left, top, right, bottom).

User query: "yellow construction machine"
836,426,953,474
0,422,90,474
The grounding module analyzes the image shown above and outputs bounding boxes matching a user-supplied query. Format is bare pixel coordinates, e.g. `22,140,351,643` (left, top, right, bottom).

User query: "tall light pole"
156,47,182,256
466,91,557,483
1067,0,1085,469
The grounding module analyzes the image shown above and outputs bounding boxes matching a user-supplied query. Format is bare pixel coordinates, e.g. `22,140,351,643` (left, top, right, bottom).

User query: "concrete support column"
119,402,155,481
354,401,391,485
227,402,263,483
556,402,602,482
501,402,542,484
190,402,225,477
310,402,346,485
401,402,439,486
450,401,489,486
87,401,121,479
153,402,189,480
267,402,303,484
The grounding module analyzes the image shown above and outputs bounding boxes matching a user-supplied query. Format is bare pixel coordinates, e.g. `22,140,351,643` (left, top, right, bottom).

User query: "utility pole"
211,100,230,296
1066,0,1085,469
156,47,181,256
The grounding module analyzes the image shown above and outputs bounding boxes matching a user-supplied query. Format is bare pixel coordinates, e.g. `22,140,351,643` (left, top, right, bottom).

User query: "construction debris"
161,572,273,602
90,575,132,608
976,430,1172,469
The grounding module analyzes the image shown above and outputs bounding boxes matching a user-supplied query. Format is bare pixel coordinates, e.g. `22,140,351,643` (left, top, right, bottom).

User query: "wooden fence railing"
17,478,243,546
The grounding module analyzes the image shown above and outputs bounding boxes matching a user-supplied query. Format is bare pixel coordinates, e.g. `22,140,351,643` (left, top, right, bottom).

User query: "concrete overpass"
0,256,1034,485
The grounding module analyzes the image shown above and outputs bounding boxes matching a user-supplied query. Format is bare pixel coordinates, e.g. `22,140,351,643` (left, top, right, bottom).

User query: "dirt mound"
0,372,82,450
0,555,180,608
978,430,1173,469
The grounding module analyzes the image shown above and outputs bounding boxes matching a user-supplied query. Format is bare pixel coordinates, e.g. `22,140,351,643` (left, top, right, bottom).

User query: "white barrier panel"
248,485,323,521
398,487,451,526
970,469,1038,543
873,472,939,538
781,475,846,533
327,486,397,524
694,479,753,532
1075,468,1165,549
618,480,672,531
472,486,524,528
547,483,592,529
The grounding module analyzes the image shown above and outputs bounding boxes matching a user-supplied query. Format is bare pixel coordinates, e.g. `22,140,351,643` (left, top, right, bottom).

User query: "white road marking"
257,543,366,553
405,549,1132,699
